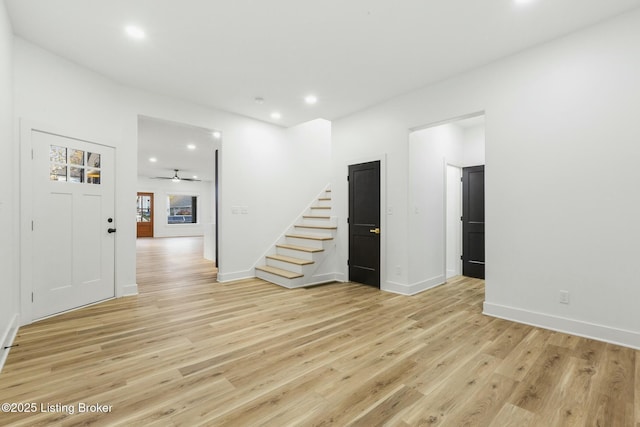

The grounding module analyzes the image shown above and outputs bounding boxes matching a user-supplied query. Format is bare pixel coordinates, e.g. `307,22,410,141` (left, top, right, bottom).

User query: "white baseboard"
306,272,345,287
0,314,20,373
383,275,445,296
218,269,254,283
483,302,640,350
333,272,346,283
120,283,139,297
446,269,460,279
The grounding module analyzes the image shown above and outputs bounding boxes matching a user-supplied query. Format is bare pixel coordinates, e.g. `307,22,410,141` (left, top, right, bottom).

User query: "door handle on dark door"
369,228,380,234
107,228,117,234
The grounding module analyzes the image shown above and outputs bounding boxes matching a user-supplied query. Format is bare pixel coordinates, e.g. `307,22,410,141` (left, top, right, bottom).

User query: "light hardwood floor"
0,236,638,426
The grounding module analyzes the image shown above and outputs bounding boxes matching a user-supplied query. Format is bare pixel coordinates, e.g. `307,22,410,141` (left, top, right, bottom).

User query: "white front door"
31,130,115,319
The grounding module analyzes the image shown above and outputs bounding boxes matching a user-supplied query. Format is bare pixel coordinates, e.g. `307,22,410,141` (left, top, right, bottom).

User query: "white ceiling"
138,116,218,182
6,0,640,128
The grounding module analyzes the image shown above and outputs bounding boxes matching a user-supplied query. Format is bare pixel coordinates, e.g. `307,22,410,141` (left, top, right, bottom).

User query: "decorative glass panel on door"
137,195,152,222
47,145,102,185
69,149,84,165
69,167,84,183
87,169,101,184
87,152,101,168
50,165,67,181
50,145,67,164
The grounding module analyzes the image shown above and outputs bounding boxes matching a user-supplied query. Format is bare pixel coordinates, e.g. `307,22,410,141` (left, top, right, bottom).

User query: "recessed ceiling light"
125,25,146,40
187,144,196,150
149,157,157,162
271,112,282,120
304,95,318,105
212,131,221,139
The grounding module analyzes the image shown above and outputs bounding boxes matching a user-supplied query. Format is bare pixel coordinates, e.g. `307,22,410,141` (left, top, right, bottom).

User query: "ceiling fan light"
172,176,180,183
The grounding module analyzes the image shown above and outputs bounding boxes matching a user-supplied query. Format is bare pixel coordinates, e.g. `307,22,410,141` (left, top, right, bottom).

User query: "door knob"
107,228,117,234
369,228,380,234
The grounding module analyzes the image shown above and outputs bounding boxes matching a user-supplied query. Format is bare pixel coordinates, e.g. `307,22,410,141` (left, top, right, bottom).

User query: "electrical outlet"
559,290,570,304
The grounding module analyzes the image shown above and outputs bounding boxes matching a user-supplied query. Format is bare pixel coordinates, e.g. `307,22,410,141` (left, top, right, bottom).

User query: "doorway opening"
408,114,485,290
136,116,220,289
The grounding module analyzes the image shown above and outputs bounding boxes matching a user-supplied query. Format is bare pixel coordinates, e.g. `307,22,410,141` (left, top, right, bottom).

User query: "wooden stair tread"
256,265,303,279
303,215,331,219
294,224,337,230
286,233,333,241
266,255,314,265
318,197,331,201
310,206,331,210
276,244,324,253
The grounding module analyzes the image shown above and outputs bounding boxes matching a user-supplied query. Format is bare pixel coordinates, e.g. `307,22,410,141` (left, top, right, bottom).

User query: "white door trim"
444,162,463,280
19,119,118,325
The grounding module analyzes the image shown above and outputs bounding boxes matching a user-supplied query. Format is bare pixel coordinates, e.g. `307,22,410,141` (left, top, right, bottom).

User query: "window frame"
166,193,199,225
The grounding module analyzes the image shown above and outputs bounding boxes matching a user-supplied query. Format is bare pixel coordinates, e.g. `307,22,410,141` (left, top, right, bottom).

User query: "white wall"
13,38,332,322
332,9,640,349
0,0,18,368
462,125,485,167
220,118,332,280
137,177,213,238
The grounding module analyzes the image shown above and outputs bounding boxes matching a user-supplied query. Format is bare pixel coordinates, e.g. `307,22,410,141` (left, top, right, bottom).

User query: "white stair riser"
285,236,326,249
315,199,332,207
265,258,309,274
292,229,335,239
300,218,334,227
255,269,305,289
276,247,316,261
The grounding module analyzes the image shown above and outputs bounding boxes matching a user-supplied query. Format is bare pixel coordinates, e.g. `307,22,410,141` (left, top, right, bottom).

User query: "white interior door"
31,130,115,319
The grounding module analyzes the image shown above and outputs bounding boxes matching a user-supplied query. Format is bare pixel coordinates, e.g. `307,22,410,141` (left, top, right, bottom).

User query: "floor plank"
0,236,637,426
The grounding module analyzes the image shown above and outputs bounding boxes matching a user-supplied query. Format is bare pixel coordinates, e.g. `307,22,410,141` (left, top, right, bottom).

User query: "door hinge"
347,175,349,181
347,217,349,224
31,292,34,302
31,220,34,231
460,216,463,222
460,255,463,260
460,177,463,182
347,260,350,266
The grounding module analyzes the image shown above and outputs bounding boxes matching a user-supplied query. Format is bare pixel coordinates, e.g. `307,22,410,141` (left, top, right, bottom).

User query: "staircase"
255,188,337,288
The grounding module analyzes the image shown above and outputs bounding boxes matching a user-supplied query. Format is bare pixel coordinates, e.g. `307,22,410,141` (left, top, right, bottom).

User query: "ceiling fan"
152,169,201,182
